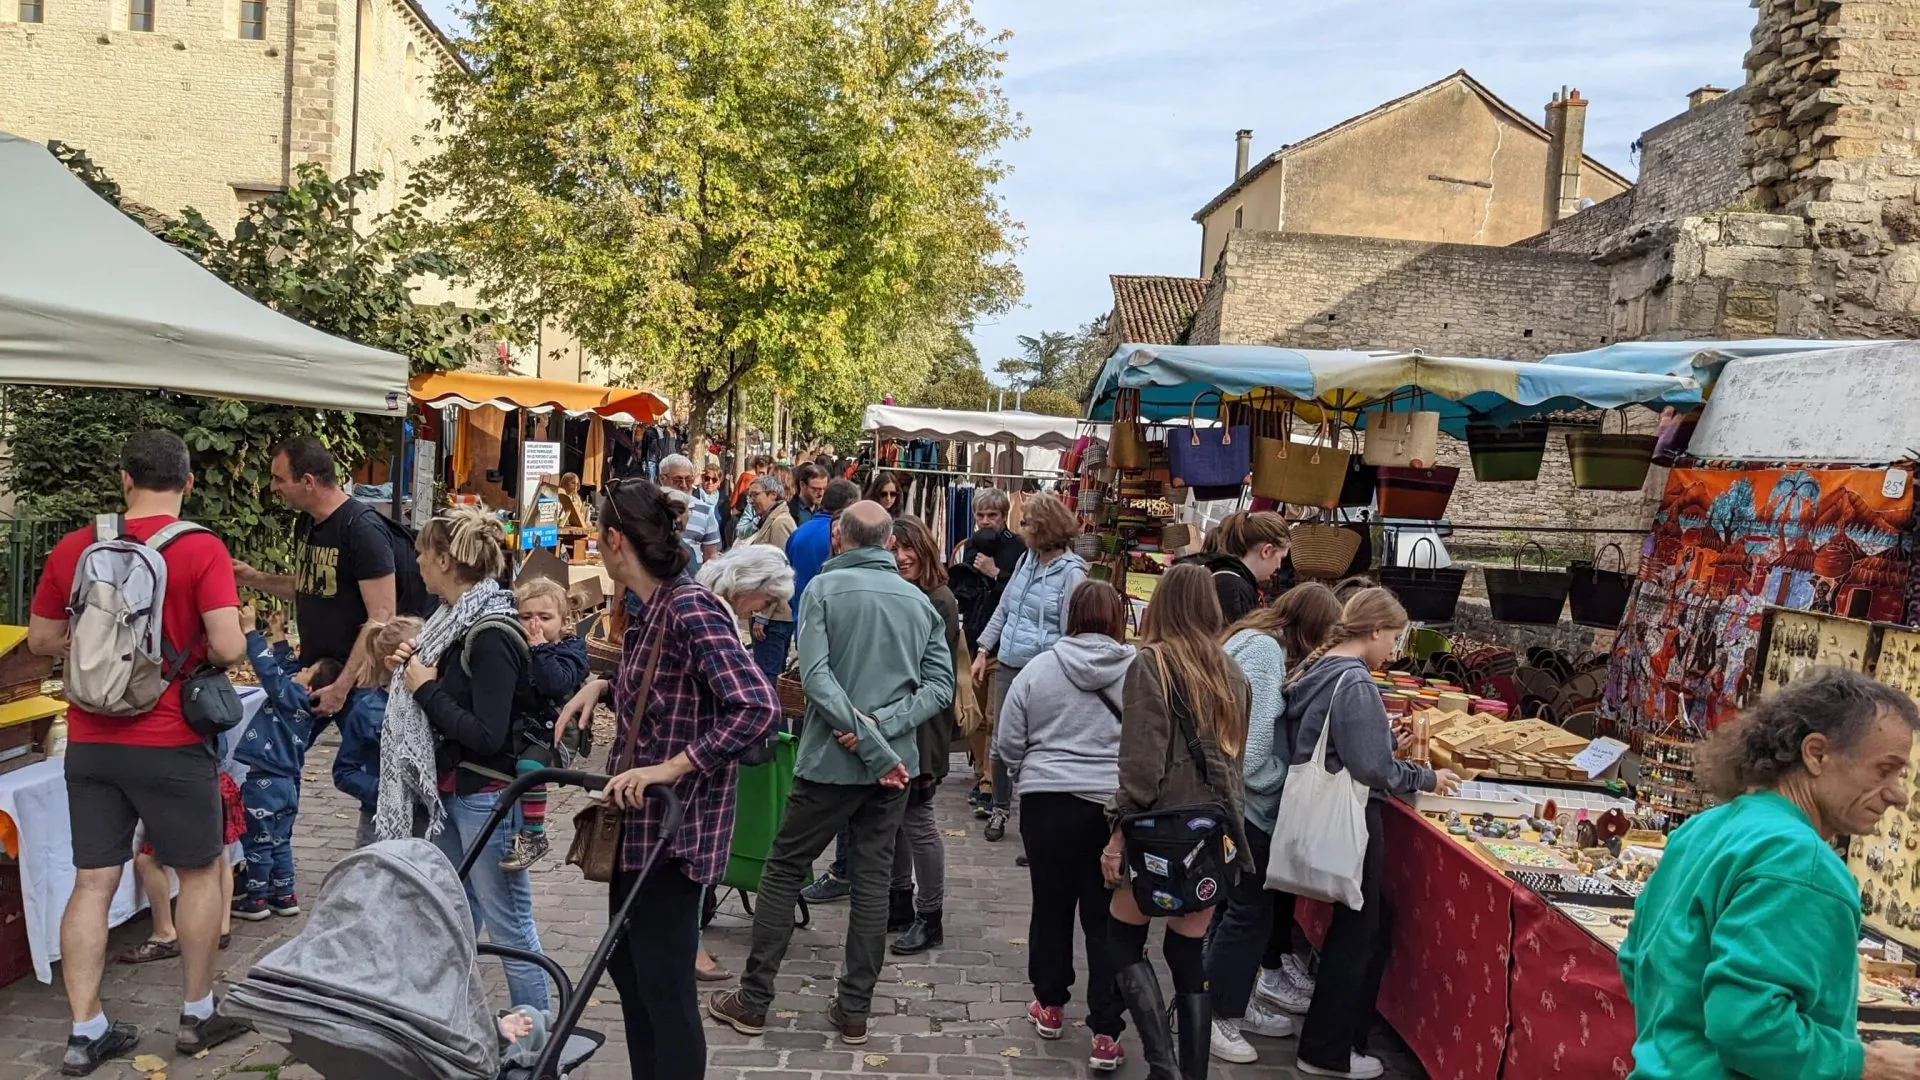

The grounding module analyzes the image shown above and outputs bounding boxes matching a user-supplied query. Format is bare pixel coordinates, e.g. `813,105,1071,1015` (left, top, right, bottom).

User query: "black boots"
887,888,915,933
1173,993,1211,1080
1115,961,1178,1080
891,910,944,955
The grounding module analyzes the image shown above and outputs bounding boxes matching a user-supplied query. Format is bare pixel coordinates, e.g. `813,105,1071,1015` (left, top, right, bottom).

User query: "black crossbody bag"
1119,655,1234,916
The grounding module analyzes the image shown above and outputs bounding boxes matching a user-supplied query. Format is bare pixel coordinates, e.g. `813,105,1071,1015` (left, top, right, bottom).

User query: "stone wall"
1630,86,1754,227
1515,191,1632,254
1747,0,1920,337
1599,212,1824,340
0,0,458,235
1196,230,1614,357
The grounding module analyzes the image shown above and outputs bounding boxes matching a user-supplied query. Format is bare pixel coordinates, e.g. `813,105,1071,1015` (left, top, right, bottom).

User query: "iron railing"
0,517,82,626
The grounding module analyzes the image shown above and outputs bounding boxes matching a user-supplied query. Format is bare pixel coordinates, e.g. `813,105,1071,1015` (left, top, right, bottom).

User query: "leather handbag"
1362,408,1441,468
567,605,669,884
1164,390,1251,495
1335,426,1377,508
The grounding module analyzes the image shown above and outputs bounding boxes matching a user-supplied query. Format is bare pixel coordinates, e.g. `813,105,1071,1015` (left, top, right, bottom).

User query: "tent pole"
390,416,406,524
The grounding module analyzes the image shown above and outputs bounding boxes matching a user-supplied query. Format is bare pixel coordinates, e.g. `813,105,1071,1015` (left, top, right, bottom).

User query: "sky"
413,0,1754,380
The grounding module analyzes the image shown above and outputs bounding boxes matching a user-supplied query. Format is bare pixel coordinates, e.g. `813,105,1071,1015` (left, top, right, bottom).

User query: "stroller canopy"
226,839,500,1080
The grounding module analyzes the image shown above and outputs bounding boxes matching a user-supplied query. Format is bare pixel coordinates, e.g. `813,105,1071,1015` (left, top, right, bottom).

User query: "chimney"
1234,129,1253,180
1542,87,1588,227
1687,85,1728,110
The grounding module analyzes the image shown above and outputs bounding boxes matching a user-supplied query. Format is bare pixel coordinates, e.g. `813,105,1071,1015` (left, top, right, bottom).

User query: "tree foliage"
427,0,1024,440
995,314,1111,405
5,149,497,568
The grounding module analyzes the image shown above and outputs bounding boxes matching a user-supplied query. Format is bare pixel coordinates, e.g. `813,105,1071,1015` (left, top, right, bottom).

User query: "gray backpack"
64,514,210,716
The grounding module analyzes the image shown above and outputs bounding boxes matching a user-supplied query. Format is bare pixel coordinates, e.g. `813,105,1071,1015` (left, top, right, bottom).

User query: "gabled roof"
1192,70,1633,223
1109,274,1207,345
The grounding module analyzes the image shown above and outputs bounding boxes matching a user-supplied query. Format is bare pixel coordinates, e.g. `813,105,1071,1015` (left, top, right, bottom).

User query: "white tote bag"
1265,674,1370,909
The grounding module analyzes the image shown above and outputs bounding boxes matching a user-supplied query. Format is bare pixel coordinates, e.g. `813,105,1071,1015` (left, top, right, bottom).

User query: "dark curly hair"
1696,667,1920,800
602,478,690,581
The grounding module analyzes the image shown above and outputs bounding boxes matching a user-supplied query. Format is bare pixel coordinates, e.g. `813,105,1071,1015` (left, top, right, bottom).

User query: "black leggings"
606,865,706,1079
1298,800,1391,1069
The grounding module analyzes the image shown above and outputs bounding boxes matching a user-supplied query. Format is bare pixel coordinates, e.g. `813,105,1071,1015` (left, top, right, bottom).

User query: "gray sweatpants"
890,789,946,913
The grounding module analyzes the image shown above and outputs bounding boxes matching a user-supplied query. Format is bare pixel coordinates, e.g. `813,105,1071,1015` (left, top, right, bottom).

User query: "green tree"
997,315,1111,406
899,327,997,412
427,0,1024,444
1017,387,1080,417
5,150,498,568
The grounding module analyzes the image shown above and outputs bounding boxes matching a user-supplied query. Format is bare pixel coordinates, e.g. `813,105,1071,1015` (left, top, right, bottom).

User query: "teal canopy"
1086,343,1705,435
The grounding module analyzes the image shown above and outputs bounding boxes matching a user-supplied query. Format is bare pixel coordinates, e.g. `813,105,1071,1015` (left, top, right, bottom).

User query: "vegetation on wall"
3,147,498,568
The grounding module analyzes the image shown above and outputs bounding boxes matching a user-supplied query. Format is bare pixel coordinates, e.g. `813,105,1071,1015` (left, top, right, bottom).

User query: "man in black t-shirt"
234,438,396,716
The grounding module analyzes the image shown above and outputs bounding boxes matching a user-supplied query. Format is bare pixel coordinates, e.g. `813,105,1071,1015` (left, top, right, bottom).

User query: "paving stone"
0,728,1424,1078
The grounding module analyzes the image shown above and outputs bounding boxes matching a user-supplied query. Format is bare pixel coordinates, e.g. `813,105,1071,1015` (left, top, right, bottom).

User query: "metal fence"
0,517,82,626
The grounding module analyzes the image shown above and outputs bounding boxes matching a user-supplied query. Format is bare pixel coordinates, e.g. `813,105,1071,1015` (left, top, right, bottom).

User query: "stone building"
1191,70,1631,277
0,0,463,236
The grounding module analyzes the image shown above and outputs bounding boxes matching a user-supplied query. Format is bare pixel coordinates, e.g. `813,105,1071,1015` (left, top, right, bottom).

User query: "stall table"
1298,798,1636,1080
0,689,263,984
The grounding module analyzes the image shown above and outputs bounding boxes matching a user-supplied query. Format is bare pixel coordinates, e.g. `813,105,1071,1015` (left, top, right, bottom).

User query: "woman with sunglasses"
556,478,782,1079
864,472,905,518
1278,588,1459,1080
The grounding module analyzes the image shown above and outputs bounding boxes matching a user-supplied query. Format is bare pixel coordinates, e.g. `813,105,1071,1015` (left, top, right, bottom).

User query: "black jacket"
1178,552,1261,625
415,622,535,794
953,527,1025,652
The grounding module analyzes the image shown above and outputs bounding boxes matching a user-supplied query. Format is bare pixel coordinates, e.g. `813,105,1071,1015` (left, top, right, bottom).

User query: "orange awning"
410,371,668,424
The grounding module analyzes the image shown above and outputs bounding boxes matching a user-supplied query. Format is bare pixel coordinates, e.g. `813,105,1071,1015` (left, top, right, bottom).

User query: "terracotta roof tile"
1109,274,1207,345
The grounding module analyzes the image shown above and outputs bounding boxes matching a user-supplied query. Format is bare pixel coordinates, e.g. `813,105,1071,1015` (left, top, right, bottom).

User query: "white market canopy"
1690,341,1920,463
0,131,409,414
863,404,1103,452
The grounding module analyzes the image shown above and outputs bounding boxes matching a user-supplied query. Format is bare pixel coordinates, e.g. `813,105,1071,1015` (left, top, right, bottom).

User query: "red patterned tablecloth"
1504,885,1637,1080
1299,800,1642,1079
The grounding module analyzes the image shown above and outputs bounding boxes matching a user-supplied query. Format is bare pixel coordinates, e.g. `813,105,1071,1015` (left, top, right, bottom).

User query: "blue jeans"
240,774,299,903
432,791,551,1010
752,619,794,683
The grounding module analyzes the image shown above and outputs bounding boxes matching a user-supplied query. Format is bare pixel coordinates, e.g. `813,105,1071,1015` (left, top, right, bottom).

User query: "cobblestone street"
0,719,1421,1080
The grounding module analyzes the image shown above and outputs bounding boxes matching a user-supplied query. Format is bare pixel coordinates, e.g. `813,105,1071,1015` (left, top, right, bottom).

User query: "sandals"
116,939,179,965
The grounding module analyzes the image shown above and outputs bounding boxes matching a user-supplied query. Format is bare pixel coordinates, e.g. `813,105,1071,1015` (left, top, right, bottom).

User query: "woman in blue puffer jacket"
969,492,1088,842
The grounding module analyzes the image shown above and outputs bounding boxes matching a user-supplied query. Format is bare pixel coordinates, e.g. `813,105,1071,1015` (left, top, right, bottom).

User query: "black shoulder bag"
1120,653,1235,916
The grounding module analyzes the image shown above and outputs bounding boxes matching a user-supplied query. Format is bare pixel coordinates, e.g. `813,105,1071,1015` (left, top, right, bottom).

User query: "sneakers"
1210,1017,1257,1063
230,897,271,922
175,1008,251,1056
1089,1033,1125,1071
1297,1051,1386,1079
970,785,992,819
499,830,551,872
828,999,868,1046
800,871,852,904
1256,967,1314,1015
60,1022,138,1076
1242,998,1296,1038
984,806,1009,842
1283,952,1317,992
267,895,301,918
1026,1000,1064,1040
706,989,766,1036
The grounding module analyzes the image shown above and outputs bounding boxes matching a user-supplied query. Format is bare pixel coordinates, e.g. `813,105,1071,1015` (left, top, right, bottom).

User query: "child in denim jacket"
233,607,340,920
333,617,424,847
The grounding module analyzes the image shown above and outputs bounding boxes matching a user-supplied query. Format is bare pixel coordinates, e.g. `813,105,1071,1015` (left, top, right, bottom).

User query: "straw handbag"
1290,522,1362,579
1567,411,1657,491
1109,388,1155,471
1252,405,1349,509
1363,407,1441,467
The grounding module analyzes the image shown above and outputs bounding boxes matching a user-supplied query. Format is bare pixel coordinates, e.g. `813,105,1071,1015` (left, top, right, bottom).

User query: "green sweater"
1618,791,1864,1080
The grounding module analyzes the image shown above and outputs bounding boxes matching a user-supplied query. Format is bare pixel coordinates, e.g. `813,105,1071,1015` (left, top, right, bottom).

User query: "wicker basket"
1291,523,1362,579
776,673,808,718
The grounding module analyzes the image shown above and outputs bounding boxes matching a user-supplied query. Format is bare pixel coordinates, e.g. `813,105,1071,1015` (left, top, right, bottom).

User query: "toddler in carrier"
333,617,425,847
500,579,589,871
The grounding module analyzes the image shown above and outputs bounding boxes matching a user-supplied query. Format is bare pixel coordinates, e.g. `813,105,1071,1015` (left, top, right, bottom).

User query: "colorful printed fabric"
1605,465,1914,740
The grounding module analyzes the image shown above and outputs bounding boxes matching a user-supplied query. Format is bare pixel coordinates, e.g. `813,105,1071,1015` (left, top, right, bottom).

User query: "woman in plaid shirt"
557,479,781,1079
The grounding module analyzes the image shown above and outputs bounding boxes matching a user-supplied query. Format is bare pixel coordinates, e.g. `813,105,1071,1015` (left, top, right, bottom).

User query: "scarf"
374,578,518,841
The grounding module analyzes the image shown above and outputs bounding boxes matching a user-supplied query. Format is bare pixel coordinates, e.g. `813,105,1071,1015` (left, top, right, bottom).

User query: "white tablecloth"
0,688,264,983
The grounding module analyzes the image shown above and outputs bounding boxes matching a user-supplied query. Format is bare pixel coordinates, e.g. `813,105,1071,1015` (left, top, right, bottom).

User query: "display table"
1298,798,1636,1080
0,689,263,984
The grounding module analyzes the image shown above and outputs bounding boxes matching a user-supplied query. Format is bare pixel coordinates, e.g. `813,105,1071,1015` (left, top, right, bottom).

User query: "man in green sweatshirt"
1619,669,1920,1079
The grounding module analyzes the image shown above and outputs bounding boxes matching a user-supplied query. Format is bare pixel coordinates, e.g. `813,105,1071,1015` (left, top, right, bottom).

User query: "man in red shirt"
28,431,250,1075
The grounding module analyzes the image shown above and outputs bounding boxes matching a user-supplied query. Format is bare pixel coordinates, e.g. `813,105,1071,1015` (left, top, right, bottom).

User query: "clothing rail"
880,463,1069,482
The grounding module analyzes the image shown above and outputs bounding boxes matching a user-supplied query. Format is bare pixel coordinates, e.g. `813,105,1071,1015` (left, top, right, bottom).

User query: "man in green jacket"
711,500,954,1046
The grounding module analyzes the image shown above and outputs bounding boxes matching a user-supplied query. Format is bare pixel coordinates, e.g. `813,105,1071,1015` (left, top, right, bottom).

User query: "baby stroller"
225,769,683,1080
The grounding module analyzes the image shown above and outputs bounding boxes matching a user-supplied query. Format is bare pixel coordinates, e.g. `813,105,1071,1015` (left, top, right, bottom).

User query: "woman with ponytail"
1280,588,1459,1080
1204,582,1343,1065
1102,563,1251,1079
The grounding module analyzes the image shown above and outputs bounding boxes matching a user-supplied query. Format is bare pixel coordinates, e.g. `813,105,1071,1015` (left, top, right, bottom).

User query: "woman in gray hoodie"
994,581,1135,1073
1279,589,1459,1080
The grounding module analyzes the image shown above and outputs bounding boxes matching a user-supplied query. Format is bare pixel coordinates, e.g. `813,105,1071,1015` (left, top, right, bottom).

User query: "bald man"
709,499,956,1045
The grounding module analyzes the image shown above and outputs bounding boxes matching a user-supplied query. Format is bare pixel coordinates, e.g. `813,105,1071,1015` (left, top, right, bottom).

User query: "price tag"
1886,468,1909,500
1886,939,1906,965
1570,737,1631,779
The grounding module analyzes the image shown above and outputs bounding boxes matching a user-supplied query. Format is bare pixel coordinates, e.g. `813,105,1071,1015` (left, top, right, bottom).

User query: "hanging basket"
1291,522,1363,579
1567,543,1634,629
1465,421,1548,482
1376,465,1460,520
1379,536,1467,623
1482,542,1573,626
1164,390,1251,493
1567,412,1656,491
